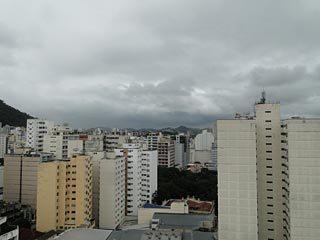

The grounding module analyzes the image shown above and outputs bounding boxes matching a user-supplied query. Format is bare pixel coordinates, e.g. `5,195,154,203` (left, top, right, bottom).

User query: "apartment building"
3,153,53,208
99,151,126,229
158,137,175,167
26,119,54,152
140,150,158,204
146,133,162,151
282,119,320,240
87,151,105,227
217,93,320,240
217,119,258,240
0,133,7,158
36,155,93,232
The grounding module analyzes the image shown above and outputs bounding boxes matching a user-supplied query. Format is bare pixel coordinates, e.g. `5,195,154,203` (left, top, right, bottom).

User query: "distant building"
146,133,162,151
36,155,93,232
26,119,55,152
195,130,214,151
158,137,175,168
115,143,158,216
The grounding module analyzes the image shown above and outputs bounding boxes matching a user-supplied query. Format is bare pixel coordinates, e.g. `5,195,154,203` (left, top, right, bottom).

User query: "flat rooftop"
55,228,112,240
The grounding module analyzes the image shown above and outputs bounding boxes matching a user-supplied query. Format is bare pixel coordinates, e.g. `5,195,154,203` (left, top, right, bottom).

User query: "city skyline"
0,0,320,128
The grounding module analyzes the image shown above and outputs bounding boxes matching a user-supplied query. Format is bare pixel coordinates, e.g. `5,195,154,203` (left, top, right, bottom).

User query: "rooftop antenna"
260,89,266,104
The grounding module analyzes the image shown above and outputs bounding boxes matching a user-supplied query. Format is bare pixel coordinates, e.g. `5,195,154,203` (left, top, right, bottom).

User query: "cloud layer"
0,0,320,128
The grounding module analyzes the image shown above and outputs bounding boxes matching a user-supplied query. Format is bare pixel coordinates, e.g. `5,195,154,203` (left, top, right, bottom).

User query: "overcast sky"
1,0,320,129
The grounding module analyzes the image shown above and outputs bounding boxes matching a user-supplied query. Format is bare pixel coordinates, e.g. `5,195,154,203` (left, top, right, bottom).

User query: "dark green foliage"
0,100,33,127
154,167,217,205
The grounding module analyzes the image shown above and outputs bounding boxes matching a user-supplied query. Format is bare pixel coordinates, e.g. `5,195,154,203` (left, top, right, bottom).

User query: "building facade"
217,119,258,240
36,155,93,232
26,119,54,152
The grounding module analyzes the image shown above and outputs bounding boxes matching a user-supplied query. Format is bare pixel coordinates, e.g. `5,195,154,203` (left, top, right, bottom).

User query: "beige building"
99,151,126,229
36,155,93,232
256,103,286,240
217,95,320,240
217,119,258,240
3,153,52,208
283,119,320,240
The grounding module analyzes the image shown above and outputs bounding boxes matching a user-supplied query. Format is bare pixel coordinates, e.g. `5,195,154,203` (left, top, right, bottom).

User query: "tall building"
140,150,158,204
217,119,258,240
115,144,158,216
99,151,126,229
217,93,320,240
87,151,105,228
158,137,175,167
283,119,320,240
146,133,162,151
255,103,285,239
36,155,93,232
3,153,53,208
26,119,54,152
195,129,214,151
0,133,7,158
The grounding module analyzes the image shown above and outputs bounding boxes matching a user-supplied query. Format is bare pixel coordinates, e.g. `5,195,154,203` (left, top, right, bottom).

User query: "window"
265,111,271,113
265,120,272,122
266,128,272,130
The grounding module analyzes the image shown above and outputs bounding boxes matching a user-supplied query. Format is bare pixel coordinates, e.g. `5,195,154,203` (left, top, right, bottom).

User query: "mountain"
0,100,33,127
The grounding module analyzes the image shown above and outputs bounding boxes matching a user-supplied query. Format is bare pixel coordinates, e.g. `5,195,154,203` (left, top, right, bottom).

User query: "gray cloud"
0,0,320,128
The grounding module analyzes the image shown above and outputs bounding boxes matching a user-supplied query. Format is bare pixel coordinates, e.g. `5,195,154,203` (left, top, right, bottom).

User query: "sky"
0,0,320,129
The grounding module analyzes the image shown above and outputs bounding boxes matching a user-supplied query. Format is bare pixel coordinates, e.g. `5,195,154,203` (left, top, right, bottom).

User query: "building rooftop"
107,229,216,240
152,213,213,230
55,228,112,240
142,202,170,209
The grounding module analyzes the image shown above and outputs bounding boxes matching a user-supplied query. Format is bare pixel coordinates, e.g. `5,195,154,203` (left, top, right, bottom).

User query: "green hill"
0,100,33,127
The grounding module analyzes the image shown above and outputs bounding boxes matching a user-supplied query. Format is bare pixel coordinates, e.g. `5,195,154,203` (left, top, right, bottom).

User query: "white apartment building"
146,133,162,151
43,134,65,159
0,133,7,158
26,119,54,152
140,150,158,205
115,143,158,216
217,119,258,240
117,144,142,216
195,129,214,151
99,151,126,229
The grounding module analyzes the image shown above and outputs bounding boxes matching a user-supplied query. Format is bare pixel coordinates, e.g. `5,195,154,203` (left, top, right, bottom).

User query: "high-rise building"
36,155,93,232
217,94,320,240
115,143,158,216
217,119,258,240
26,119,54,152
0,133,7,158
3,153,53,208
282,119,320,240
255,103,285,239
158,137,175,168
146,133,162,151
99,151,126,229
